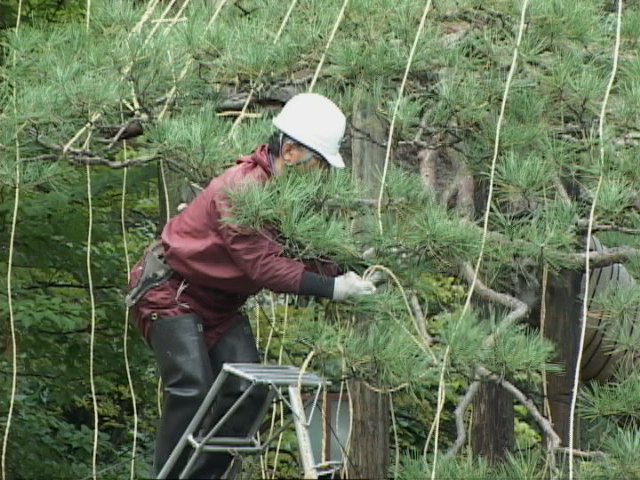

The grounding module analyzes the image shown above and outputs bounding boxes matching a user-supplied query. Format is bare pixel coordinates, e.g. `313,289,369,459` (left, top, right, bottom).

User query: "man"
126,93,376,479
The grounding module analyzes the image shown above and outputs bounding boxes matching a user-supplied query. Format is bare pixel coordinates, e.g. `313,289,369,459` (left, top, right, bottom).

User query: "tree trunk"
344,96,390,479
345,380,390,479
471,381,514,464
544,270,583,446
157,162,200,231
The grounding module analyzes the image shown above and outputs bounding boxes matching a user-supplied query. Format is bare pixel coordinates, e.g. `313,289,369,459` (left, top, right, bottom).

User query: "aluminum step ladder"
157,363,340,479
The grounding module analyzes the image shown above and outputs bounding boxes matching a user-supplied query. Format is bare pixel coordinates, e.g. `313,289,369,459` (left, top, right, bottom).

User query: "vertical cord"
132,0,161,34
427,1,530,471
1,3,24,477
229,0,301,138
568,2,623,478
157,0,230,122
429,361,447,480
252,298,268,478
308,0,350,92
161,0,193,37
261,294,274,476
389,393,399,479
321,382,328,465
143,0,178,45
84,128,99,480
120,141,139,480
83,12,99,480
269,296,289,478
334,360,347,471
539,263,553,476
462,0,530,313
376,0,433,234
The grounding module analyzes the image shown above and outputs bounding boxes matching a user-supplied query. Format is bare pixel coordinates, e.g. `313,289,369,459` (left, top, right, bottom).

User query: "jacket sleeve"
214,193,307,294
302,258,340,277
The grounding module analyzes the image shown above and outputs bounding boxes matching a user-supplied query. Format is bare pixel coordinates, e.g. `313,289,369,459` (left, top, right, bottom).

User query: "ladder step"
314,461,343,476
195,436,259,447
223,363,329,386
190,435,263,453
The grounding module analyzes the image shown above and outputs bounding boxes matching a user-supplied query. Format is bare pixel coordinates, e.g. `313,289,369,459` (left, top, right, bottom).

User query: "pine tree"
2,0,640,478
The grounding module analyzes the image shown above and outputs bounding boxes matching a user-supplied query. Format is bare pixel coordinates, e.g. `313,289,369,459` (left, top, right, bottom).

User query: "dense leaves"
2,0,640,478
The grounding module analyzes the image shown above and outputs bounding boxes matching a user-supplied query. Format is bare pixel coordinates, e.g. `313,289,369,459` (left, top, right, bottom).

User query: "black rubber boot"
149,314,214,479
189,315,270,479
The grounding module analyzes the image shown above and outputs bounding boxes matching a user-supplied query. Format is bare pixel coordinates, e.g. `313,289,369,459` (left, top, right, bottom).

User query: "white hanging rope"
85,0,91,30
82,127,100,480
157,0,230,121
267,296,290,478
390,393,400,479
462,0,530,313
3,3,165,477
132,0,161,34
308,0,350,92
568,2,623,478
229,0,301,137
85,9,99,480
161,0,193,36
429,359,447,480
376,0,433,234
426,0,530,471
66,0,203,152
120,139,139,480
1,5,24,478
143,0,178,45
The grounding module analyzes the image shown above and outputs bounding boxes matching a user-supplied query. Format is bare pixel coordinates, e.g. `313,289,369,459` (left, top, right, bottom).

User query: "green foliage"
0,167,160,477
576,428,640,479
3,0,640,477
0,0,84,28
227,169,363,265
581,370,640,423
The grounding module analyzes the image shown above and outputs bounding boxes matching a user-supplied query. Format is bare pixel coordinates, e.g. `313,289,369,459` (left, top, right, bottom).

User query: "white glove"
332,272,376,301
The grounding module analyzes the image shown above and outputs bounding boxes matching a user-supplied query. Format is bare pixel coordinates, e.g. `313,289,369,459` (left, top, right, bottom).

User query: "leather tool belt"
125,240,174,308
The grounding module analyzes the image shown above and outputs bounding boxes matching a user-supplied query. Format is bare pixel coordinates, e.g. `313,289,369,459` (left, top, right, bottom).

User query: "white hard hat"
272,93,346,168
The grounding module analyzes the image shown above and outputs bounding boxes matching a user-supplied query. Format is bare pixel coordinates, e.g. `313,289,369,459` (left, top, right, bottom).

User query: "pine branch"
104,118,146,150
31,134,168,169
445,366,561,466
409,293,432,343
575,220,640,235
67,154,163,170
0,370,58,379
556,448,606,459
28,151,164,170
458,221,640,270
446,264,562,463
460,262,529,327
444,378,481,459
568,247,640,269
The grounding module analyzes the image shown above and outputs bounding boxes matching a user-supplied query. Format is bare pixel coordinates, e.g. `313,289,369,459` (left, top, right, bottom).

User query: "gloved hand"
332,272,376,301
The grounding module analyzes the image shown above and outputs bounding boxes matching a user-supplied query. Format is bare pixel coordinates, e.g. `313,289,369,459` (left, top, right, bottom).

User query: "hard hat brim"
323,151,345,168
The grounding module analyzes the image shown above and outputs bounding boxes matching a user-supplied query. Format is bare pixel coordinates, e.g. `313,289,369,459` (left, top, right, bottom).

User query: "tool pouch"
125,241,174,308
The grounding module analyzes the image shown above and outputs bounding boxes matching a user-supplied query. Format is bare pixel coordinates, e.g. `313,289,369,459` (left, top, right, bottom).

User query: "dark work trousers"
149,314,268,479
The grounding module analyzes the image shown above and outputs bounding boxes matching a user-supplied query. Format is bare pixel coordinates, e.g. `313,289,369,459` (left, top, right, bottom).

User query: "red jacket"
130,145,336,348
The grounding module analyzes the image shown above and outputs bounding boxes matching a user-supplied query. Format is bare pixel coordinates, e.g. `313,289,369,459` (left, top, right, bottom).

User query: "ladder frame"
157,363,335,479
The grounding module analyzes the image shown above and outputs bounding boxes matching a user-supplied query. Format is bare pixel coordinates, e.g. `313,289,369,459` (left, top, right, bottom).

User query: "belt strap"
125,241,174,308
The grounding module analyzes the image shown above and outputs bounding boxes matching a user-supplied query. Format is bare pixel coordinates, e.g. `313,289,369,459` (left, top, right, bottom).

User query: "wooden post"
345,97,390,479
544,270,583,446
471,381,514,463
